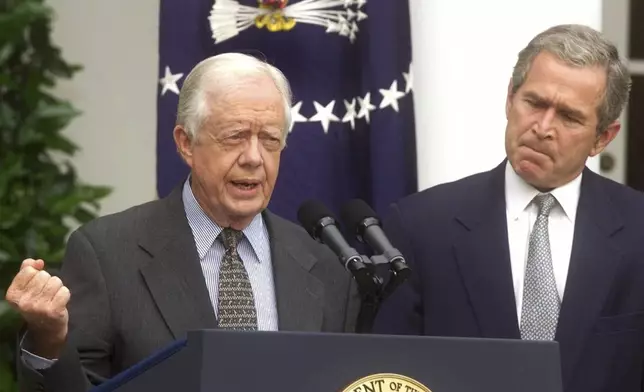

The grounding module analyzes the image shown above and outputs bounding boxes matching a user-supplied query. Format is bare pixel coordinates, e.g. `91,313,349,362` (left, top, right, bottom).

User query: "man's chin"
513,160,551,187
515,159,539,173
226,199,266,219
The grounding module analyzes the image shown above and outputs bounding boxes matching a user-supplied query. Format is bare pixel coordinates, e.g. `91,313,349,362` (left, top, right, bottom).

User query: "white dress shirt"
504,161,582,321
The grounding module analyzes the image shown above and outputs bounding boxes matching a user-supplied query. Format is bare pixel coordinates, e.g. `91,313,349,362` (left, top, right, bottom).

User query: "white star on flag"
310,100,340,133
342,98,358,130
357,92,376,124
403,64,413,94
289,101,308,132
159,66,183,96
379,80,405,112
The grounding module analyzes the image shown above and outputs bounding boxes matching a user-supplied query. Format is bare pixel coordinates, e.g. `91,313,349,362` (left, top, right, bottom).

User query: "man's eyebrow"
523,91,587,120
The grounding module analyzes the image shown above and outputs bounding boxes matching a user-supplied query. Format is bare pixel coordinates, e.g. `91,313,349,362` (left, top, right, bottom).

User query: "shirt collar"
504,160,581,222
182,178,265,260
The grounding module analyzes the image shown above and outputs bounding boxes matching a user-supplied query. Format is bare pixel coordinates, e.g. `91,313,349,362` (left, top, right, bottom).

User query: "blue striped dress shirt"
182,180,279,331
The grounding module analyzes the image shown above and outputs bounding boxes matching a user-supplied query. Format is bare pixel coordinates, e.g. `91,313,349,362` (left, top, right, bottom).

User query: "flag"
156,0,417,223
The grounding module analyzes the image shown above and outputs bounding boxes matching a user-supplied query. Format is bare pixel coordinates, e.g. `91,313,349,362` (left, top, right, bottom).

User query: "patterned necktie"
520,193,560,341
217,228,257,330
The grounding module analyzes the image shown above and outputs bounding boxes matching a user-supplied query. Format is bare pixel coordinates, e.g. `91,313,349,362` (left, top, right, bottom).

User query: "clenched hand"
5,258,70,359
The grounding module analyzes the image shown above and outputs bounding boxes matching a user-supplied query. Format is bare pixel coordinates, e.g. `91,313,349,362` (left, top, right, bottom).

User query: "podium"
91,330,563,392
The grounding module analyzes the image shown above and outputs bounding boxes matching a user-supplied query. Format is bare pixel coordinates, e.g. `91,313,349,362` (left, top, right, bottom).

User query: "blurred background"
0,0,642,390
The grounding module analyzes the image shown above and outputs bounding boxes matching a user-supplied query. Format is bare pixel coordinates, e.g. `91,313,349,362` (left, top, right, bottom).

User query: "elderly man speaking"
6,53,358,392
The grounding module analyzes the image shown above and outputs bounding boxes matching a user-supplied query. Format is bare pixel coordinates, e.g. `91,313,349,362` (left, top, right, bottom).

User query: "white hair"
175,52,293,144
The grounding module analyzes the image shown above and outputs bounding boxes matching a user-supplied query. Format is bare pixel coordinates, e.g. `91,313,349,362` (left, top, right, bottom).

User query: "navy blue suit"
373,161,644,392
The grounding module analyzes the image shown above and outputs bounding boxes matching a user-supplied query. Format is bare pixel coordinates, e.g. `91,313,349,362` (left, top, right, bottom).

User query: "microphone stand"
346,255,411,334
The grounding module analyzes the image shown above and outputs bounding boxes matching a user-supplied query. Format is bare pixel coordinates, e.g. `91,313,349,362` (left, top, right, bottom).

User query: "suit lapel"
453,162,521,339
138,185,218,339
264,211,324,331
555,169,624,388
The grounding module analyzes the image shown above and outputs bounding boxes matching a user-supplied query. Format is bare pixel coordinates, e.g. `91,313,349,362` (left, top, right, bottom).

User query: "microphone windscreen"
340,199,377,233
297,200,336,233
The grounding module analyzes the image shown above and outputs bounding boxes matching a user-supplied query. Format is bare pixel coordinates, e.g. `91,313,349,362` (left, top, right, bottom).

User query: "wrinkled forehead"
201,82,285,130
522,53,607,108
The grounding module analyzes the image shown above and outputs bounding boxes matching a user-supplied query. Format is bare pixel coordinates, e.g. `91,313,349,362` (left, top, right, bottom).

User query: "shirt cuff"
21,349,57,370
19,333,57,370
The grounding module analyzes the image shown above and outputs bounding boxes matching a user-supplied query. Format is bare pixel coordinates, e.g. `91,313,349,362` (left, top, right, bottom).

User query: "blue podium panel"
96,330,562,392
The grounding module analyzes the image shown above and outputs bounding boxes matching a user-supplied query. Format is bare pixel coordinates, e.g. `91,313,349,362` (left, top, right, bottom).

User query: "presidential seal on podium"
342,373,432,392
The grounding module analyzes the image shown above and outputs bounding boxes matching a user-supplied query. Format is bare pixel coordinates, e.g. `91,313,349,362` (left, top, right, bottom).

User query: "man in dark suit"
6,53,358,392
373,24,644,392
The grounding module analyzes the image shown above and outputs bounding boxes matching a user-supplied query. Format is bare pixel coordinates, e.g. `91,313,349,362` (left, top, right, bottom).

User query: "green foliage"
0,0,111,390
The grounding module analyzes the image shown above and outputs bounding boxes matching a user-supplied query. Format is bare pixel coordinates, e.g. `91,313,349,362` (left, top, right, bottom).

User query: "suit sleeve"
17,228,113,392
371,202,424,335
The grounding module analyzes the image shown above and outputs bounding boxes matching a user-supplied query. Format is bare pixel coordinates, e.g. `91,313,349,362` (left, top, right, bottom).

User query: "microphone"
297,200,364,270
340,199,410,278
297,200,379,294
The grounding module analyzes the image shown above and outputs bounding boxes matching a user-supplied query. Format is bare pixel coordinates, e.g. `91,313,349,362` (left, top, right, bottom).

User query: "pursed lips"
521,144,550,158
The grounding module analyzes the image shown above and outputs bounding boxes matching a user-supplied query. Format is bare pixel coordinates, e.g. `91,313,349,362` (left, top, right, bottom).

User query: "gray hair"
511,24,631,134
176,52,293,144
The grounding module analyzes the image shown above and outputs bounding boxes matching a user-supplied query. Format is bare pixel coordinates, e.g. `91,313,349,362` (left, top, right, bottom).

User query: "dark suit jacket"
373,161,644,392
18,185,358,392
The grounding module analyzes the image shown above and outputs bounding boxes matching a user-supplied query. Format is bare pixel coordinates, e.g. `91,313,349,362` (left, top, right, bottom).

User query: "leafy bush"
0,1,111,390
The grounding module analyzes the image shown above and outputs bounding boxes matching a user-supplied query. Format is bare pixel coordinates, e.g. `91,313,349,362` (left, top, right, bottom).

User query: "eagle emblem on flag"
209,0,368,43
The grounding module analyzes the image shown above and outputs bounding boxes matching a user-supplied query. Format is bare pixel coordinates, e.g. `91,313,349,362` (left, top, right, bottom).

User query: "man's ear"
173,125,194,167
589,121,621,157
